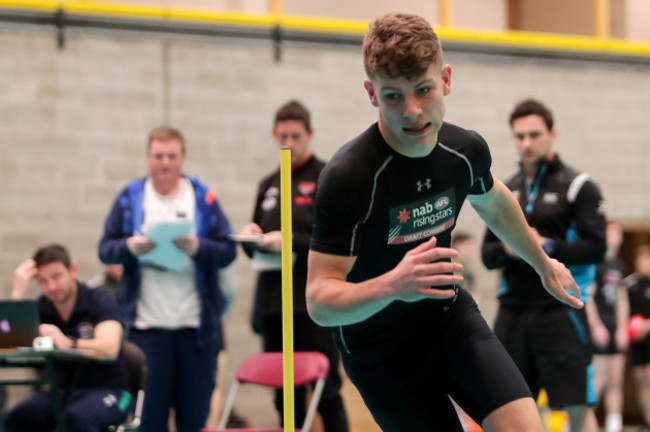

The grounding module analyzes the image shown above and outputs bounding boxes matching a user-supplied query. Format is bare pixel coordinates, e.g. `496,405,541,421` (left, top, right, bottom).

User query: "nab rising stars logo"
388,189,456,245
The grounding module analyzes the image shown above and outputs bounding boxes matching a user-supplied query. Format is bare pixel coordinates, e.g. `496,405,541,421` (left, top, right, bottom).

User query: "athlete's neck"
378,121,437,158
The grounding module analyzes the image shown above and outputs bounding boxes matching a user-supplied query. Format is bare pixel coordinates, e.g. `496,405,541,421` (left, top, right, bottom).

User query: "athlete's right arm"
306,236,463,327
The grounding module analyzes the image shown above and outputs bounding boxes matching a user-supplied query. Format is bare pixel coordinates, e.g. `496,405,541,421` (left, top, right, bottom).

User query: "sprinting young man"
306,12,582,432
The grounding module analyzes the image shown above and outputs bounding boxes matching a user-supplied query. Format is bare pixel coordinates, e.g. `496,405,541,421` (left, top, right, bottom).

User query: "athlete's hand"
539,258,584,309
387,236,463,302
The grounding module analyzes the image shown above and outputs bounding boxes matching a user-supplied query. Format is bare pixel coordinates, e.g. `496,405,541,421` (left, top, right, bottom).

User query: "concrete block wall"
1,26,649,426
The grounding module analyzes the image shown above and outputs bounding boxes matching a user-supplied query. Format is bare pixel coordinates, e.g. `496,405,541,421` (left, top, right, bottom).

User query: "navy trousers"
3,388,129,432
129,328,220,432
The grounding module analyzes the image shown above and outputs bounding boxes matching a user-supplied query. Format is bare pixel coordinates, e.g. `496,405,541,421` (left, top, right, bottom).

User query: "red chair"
203,351,330,432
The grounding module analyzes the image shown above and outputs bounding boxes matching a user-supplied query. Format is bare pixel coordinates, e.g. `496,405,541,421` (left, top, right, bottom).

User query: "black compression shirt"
311,122,494,349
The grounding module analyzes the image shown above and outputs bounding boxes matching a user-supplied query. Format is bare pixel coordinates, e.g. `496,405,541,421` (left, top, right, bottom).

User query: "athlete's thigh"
445,301,532,425
341,339,462,431
482,397,543,432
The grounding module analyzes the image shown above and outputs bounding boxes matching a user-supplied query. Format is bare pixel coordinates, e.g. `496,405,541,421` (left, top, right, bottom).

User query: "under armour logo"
417,178,431,192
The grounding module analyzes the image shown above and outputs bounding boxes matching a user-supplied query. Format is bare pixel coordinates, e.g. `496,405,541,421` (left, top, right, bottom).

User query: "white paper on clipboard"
251,250,296,271
139,220,193,272
228,233,266,243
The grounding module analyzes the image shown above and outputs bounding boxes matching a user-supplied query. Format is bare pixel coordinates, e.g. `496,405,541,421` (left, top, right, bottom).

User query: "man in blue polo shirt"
3,243,130,432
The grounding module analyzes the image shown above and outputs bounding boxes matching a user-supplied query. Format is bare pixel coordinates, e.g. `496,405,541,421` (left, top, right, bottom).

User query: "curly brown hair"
362,13,442,79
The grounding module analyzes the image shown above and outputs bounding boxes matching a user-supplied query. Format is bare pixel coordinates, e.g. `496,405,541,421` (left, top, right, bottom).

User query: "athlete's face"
273,120,313,168
365,62,451,157
511,114,556,171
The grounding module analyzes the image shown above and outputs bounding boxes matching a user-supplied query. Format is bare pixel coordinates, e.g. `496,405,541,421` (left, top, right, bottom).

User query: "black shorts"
630,334,650,367
494,304,595,409
340,290,532,432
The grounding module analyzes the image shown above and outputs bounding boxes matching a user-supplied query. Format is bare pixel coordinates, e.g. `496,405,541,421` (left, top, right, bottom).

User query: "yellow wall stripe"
1,0,650,58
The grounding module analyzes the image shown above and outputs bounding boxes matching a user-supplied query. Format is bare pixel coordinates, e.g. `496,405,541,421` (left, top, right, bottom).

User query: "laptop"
0,299,41,348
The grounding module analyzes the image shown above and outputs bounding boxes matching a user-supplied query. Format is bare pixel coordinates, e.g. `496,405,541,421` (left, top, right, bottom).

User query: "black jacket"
482,154,606,307
243,155,325,322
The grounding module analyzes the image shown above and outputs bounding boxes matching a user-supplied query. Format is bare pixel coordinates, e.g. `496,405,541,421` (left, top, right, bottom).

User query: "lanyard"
523,163,548,214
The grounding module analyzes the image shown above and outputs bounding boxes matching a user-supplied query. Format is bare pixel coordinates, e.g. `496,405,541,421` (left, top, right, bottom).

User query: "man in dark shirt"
238,100,348,431
482,99,607,431
586,220,628,432
621,245,650,432
3,243,130,432
306,12,583,432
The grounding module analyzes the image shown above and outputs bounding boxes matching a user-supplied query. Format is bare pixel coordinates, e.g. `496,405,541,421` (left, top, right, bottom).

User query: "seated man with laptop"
2,243,131,432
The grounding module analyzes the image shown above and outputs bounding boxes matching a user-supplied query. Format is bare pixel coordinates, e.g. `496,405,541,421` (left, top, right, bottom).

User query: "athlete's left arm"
468,179,583,308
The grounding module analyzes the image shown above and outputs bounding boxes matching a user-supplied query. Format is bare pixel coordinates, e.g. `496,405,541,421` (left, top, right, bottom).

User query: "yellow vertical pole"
595,0,611,38
280,147,295,432
439,0,453,27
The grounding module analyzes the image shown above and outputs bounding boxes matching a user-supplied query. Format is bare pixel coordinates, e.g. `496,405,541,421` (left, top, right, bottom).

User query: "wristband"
69,336,78,349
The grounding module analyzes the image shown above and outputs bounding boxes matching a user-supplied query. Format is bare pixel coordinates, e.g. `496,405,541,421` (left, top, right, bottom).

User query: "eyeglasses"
513,131,542,140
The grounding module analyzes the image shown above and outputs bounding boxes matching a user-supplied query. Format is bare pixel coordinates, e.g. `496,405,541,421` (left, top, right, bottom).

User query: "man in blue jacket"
99,126,236,432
